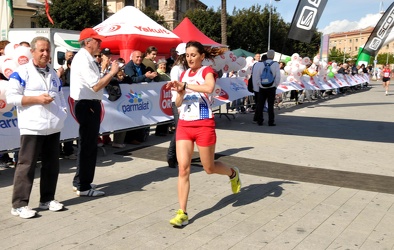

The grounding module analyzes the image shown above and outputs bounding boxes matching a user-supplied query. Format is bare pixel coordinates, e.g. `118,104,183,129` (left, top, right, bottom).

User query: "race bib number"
182,101,200,121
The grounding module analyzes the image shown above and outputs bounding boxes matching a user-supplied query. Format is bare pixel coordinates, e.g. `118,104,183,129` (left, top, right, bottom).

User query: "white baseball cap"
175,43,187,55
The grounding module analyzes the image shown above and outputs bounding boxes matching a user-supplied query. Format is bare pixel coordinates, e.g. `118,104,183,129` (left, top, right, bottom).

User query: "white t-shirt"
70,48,102,100
170,64,185,102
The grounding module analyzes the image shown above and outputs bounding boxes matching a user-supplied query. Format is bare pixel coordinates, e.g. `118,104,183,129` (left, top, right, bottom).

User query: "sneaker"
77,189,105,197
39,200,64,211
11,206,36,219
112,143,126,148
64,153,77,160
170,209,189,227
73,183,97,192
386,91,388,96
230,167,241,194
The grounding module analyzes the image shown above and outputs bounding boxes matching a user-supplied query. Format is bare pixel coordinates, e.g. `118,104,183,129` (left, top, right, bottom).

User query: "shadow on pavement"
189,181,296,224
60,165,202,207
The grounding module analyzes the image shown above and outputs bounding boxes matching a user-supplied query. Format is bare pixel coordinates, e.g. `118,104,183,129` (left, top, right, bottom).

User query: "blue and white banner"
0,74,369,151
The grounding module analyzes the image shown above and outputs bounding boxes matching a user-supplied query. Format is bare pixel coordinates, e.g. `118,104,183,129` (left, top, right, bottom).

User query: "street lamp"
268,0,280,51
102,0,105,22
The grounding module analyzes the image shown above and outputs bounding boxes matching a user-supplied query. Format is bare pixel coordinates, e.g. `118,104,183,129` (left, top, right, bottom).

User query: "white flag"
0,0,13,40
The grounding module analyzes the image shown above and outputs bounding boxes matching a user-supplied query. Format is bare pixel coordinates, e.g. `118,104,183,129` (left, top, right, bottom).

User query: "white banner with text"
0,74,369,151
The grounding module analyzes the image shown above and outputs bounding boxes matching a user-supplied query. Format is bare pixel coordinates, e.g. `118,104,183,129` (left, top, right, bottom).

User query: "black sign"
288,0,328,43
362,2,394,57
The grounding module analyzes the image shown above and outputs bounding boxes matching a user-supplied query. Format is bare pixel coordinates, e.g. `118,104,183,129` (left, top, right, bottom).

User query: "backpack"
247,63,256,93
260,61,275,87
247,77,254,93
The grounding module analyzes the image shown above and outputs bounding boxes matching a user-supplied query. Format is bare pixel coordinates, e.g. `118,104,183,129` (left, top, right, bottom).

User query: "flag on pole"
359,2,394,58
287,0,328,43
45,0,54,25
0,0,14,40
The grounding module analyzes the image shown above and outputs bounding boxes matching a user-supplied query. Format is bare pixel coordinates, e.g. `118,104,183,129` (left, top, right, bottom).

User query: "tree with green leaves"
36,0,106,30
377,52,394,65
141,6,169,30
184,7,222,44
184,4,321,58
228,5,288,53
328,47,352,64
286,30,322,59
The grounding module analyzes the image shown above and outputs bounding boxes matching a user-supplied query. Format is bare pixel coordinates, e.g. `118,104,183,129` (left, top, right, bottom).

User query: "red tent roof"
173,17,227,47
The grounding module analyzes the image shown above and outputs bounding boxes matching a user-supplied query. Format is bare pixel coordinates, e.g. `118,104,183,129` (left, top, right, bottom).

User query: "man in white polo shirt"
70,28,119,197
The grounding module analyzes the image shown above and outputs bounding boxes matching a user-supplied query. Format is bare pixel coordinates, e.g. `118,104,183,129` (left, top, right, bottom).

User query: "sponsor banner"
327,77,342,89
300,76,319,90
333,75,350,87
361,2,394,57
277,83,298,94
288,0,328,43
353,74,366,84
213,77,251,106
288,81,306,90
0,75,369,151
315,76,334,90
346,75,358,86
0,78,247,151
339,74,354,87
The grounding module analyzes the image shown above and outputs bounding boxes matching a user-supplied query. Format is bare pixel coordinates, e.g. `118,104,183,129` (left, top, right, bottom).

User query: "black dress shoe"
257,122,263,126
268,123,276,126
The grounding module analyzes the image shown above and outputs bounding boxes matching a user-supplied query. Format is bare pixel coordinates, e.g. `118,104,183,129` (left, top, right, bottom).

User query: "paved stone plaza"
1,81,393,249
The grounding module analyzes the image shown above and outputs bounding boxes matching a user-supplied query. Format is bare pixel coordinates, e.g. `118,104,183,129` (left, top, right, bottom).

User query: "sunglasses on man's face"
94,55,102,58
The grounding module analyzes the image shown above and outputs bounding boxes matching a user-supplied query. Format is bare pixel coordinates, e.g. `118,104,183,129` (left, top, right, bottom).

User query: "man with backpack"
251,50,281,126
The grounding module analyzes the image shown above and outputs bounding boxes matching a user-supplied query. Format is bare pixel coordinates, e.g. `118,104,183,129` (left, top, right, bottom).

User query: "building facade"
329,27,394,61
8,0,206,31
106,0,207,29
11,0,43,28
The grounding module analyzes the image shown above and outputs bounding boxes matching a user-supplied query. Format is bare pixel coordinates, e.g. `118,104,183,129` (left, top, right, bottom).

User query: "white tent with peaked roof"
94,6,182,62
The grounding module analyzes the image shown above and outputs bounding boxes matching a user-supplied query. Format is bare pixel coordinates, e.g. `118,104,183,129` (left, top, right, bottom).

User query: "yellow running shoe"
170,209,189,227
230,167,241,194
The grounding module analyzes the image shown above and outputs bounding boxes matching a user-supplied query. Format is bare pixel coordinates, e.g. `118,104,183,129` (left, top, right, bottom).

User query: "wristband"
183,82,187,90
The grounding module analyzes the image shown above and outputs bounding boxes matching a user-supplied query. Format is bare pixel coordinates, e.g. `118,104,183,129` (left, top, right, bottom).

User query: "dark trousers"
12,133,60,208
73,100,101,191
253,91,259,122
256,87,276,125
62,141,74,155
290,90,299,101
167,102,179,161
